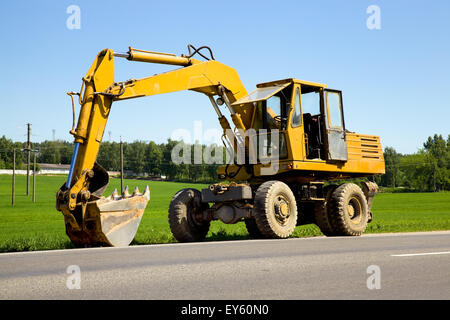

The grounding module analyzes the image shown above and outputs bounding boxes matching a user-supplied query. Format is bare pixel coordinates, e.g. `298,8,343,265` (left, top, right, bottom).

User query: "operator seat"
303,113,322,159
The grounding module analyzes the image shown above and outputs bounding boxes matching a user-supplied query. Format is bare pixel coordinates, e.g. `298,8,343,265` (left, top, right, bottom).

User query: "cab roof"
256,78,327,89
231,78,327,106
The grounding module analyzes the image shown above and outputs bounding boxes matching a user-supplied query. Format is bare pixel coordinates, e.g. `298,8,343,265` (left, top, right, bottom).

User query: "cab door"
323,89,348,161
288,84,306,161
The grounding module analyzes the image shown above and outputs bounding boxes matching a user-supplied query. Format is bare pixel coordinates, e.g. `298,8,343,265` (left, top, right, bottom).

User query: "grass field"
0,174,449,253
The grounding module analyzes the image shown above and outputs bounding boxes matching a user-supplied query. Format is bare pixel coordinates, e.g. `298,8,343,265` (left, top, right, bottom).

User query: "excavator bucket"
80,186,150,247
58,163,150,247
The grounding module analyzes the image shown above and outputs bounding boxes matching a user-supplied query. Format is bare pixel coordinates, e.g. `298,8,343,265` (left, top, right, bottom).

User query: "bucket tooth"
132,186,140,196
122,185,130,198
143,185,150,200
111,188,118,199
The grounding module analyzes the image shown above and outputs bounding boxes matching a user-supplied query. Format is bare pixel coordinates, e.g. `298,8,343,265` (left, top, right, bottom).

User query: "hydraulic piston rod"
114,47,197,66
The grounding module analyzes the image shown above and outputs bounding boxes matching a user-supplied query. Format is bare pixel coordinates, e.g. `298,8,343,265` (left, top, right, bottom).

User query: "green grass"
0,174,449,253
366,192,450,233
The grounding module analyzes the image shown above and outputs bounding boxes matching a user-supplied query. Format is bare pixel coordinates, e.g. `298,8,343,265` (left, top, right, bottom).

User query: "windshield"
252,86,291,130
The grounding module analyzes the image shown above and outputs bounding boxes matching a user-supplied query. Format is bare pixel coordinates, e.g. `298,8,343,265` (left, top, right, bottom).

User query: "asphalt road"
1,231,450,300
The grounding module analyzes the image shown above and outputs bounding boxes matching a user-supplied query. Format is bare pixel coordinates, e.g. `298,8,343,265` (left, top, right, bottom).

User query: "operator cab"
232,79,348,163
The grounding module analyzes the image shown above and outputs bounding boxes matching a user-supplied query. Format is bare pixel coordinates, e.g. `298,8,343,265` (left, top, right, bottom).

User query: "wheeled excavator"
56,45,385,247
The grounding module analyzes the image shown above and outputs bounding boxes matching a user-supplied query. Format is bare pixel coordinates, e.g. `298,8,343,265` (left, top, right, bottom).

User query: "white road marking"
391,251,450,257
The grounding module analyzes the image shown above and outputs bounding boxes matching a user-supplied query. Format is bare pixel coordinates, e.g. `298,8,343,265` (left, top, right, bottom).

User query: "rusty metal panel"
327,129,348,161
201,184,252,203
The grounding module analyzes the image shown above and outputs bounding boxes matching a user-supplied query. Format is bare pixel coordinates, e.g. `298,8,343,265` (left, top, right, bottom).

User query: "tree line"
0,134,449,190
374,134,450,192
0,136,222,183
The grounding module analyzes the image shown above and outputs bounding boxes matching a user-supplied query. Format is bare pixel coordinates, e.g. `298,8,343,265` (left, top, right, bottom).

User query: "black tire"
168,188,210,242
314,185,338,236
328,183,369,236
244,218,266,239
253,181,298,239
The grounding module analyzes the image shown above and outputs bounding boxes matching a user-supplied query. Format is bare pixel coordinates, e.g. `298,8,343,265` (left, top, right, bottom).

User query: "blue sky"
0,0,449,154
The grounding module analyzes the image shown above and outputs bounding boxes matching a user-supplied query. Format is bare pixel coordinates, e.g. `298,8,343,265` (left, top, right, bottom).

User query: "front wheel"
253,181,298,239
168,188,210,242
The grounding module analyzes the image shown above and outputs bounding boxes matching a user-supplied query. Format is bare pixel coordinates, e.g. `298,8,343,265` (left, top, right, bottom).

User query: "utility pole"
52,129,56,141
12,148,15,206
120,138,124,194
26,123,31,196
33,151,36,202
433,162,437,192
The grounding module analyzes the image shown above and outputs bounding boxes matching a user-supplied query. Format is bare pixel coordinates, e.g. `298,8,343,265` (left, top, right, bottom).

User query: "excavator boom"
57,45,250,247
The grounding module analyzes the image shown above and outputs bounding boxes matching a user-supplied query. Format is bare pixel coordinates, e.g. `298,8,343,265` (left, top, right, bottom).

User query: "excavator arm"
56,46,251,247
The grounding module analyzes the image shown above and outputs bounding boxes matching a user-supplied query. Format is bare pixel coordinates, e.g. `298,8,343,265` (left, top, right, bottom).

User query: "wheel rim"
274,194,291,226
347,196,363,225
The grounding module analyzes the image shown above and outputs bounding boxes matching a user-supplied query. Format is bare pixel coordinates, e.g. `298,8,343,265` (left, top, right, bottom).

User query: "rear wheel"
327,183,368,236
244,218,265,239
253,181,298,239
168,188,210,242
314,184,338,236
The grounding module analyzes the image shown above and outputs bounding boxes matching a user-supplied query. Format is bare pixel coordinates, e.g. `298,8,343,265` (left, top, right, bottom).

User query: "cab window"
301,90,320,116
266,95,281,129
326,91,343,128
291,88,302,127
253,86,291,130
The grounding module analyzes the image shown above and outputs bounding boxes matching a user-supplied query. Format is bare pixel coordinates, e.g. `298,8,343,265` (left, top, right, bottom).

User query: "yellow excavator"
56,45,385,247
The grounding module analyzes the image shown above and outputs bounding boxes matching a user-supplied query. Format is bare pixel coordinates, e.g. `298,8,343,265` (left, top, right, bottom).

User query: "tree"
36,140,74,165
161,139,180,180
424,134,447,166
97,141,120,171
381,147,402,187
188,142,204,182
423,134,450,191
399,152,433,191
125,141,147,175
0,136,26,169
0,135,14,168
145,142,163,175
